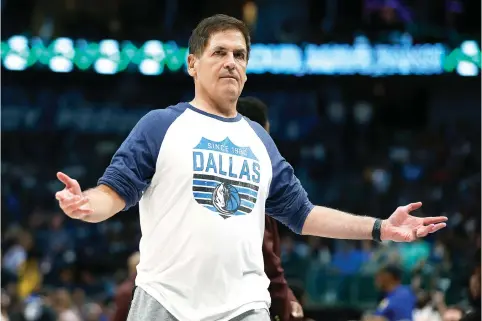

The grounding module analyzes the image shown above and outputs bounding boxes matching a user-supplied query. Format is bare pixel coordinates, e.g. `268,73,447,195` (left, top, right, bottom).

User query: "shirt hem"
137,283,269,321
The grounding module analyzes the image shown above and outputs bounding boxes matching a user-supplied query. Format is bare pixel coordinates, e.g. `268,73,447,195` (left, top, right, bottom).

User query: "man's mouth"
220,76,237,80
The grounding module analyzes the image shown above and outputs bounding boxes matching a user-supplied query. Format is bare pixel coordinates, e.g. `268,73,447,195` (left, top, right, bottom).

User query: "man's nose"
223,53,236,70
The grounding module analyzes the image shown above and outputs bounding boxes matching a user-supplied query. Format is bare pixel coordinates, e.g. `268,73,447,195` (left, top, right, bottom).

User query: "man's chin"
219,87,241,100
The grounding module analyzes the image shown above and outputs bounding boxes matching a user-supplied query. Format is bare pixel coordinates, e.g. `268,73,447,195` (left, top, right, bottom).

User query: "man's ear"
187,54,197,77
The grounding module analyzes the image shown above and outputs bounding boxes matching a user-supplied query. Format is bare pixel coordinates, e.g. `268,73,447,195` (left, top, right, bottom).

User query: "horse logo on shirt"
192,137,260,219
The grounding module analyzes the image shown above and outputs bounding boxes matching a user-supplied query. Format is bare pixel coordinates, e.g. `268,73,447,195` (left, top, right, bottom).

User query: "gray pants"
127,287,270,321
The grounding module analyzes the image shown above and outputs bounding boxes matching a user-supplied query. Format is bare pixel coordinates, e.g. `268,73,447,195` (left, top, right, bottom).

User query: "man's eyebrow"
234,49,247,55
211,46,247,54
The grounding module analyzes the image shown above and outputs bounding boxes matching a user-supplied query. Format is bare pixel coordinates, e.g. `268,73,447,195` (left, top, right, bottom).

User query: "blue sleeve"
98,106,184,210
247,120,314,234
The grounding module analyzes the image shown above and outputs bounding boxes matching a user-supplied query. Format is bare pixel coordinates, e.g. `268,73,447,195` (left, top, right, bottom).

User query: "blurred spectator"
8,291,57,321
331,241,370,276
460,265,481,321
362,242,401,274
360,240,375,262
429,239,451,272
2,230,32,279
45,215,74,263
17,242,42,300
399,239,431,272
81,302,103,321
306,237,332,267
413,290,441,321
432,290,449,317
51,288,81,321
242,1,258,32
111,252,139,321
281,236,310,283
363,265,416,321
1,290,10,321
77,271,104,299
441,306,464,321
70,289,86,319
50,267,76,292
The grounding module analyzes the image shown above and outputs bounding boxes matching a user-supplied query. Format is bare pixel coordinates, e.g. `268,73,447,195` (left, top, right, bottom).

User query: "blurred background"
1,0,481,320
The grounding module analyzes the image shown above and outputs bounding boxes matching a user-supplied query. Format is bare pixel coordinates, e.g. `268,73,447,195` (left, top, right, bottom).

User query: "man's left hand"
381,202,448,242
291,301,304,319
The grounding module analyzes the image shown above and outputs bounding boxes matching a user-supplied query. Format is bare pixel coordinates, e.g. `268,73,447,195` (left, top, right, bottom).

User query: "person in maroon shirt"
111,252,139,321
237,97,304,321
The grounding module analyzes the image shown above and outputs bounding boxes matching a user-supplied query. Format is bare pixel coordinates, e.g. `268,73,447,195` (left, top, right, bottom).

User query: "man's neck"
190,96,237,118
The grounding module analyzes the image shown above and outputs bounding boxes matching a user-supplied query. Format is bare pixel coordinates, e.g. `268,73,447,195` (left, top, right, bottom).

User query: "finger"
405,202,422,212
56,189,79,203
58,195,83,208
69,208,94,219
57,172,82,195
64,198,90,213
416,224,434,238
57,172,73,187
56,191,70,201
423,216,448,225
429,223,446,233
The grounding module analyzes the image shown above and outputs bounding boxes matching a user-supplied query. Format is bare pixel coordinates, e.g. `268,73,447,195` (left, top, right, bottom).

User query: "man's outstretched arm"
55,172,125,223
83,185,126,222
301,206,377,239
55,110,174,223
300,203,447,242
250,122,448,242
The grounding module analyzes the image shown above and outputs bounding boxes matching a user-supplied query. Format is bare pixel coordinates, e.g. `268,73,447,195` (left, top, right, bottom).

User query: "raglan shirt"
98,103,314,321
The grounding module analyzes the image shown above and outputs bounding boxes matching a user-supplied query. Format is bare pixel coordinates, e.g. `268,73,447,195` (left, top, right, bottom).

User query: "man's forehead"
206,30,247,50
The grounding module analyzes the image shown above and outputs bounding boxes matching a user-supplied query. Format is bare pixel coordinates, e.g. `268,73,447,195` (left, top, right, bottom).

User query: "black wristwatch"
372,219,383,242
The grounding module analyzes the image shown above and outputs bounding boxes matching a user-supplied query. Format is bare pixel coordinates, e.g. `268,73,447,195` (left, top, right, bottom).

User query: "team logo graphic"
212,183,241,214
192,137,260,219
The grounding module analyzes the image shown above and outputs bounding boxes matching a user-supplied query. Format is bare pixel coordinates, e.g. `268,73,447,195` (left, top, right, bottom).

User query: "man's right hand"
55,172,94,219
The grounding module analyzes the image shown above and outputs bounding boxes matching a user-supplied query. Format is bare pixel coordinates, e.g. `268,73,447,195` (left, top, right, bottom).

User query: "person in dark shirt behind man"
460,264,481,321
237,97,304,321
363,265,416,321
111,252,140,321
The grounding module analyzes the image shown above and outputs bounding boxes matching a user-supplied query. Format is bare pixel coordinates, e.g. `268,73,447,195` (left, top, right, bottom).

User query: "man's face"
375,272,389,291
469,272,481,298
188,29,248,106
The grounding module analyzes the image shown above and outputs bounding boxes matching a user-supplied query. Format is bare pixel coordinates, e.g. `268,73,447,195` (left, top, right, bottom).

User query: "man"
111,252,140,321
364,265,416,321
237,97,303,321
55,14,447,321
